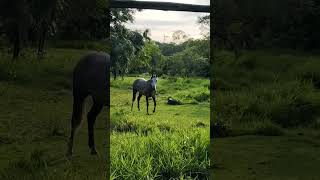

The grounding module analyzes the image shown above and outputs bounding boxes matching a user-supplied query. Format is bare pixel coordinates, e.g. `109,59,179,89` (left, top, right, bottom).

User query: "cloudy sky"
125,0,210,43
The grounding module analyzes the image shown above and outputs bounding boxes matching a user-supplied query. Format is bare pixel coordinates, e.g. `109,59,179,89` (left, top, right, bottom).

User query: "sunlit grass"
110,76,210,179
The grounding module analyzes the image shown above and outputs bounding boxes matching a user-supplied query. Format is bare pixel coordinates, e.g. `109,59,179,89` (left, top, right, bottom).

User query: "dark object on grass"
131,75,157,115
67,52,110,157
167,97,182,105
211,120,230,138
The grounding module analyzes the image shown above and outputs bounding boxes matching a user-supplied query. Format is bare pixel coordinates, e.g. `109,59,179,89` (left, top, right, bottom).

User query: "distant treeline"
118,38,210,78
214,0,320,52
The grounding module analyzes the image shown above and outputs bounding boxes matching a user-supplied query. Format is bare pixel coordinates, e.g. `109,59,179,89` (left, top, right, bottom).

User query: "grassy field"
211,50,320,179
0,48,210,179
3,47,320,179
110,76,210,179
0,48,108,179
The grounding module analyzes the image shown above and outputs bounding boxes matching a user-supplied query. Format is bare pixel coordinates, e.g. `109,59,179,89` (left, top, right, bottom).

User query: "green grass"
110,76,210,179
212,50,320,179
0,48,108,179
212,132,320,180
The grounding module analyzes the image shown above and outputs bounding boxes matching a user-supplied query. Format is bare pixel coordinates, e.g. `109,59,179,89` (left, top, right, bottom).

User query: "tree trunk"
106,8,110,39
12,28,21,59
37,21,47,58
113,68,117,80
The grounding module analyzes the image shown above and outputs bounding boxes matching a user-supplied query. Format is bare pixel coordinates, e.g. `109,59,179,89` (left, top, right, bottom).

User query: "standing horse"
131,75,157,115
67,52,110,156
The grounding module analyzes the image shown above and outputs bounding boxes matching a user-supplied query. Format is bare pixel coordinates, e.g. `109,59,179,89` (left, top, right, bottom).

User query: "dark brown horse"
67,52,110,156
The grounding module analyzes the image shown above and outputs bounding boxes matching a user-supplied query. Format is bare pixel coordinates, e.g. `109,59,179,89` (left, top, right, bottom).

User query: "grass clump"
0,149,49,180
174,87,209,104
111,131,210,179
111,109,138,133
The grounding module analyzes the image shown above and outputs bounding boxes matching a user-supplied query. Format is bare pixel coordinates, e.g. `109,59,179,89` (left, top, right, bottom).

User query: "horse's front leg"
146,96,149,115
87,100,103,155
152,96,156,113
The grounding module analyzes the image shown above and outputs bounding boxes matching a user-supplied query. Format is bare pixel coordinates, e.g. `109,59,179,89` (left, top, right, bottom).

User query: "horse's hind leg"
87,98,103,155
137,94,142,111
67,94,85,157
131,90,137,111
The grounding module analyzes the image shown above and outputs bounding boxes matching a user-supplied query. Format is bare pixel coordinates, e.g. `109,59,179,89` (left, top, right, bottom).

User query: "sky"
125,0,210,43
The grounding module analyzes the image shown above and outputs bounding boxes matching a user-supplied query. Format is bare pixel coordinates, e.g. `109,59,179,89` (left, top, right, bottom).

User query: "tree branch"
110,0,210,13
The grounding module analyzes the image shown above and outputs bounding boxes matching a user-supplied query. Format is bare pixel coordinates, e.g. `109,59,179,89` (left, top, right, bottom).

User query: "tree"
111,24,147,79
172,30,189,44
56,0,109,40
131,41,162,75
0,0,32,59
30,0,58,58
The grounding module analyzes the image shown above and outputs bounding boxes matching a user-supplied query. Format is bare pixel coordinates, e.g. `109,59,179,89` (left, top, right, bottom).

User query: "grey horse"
131,75,157,115
67,52,110,156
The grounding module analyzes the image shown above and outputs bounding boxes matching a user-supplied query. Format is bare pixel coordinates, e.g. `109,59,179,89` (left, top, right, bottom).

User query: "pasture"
212,50,320,179
0,48,108,179
110,76,210,179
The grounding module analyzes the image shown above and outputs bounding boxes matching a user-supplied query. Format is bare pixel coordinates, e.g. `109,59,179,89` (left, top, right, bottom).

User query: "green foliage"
214,0,320,50
129,41,162,74
111,25,148,78
57,0,109,40
154,39,210,77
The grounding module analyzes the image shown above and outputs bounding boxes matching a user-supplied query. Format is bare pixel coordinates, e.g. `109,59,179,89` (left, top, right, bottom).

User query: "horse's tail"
131,87,137,111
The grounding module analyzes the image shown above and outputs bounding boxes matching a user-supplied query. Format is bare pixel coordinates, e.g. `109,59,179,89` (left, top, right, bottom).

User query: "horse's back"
132,78,147,92
73,52,110,105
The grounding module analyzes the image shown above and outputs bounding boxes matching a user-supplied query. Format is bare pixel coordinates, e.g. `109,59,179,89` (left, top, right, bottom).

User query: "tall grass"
212,50,320,133
111,130,209,179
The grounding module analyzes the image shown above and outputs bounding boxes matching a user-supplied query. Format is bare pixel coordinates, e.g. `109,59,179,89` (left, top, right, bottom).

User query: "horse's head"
150,74,158,90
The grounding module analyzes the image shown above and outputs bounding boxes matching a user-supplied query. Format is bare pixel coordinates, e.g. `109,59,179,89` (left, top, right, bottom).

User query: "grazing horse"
131,75,157,115
67,52,110,156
